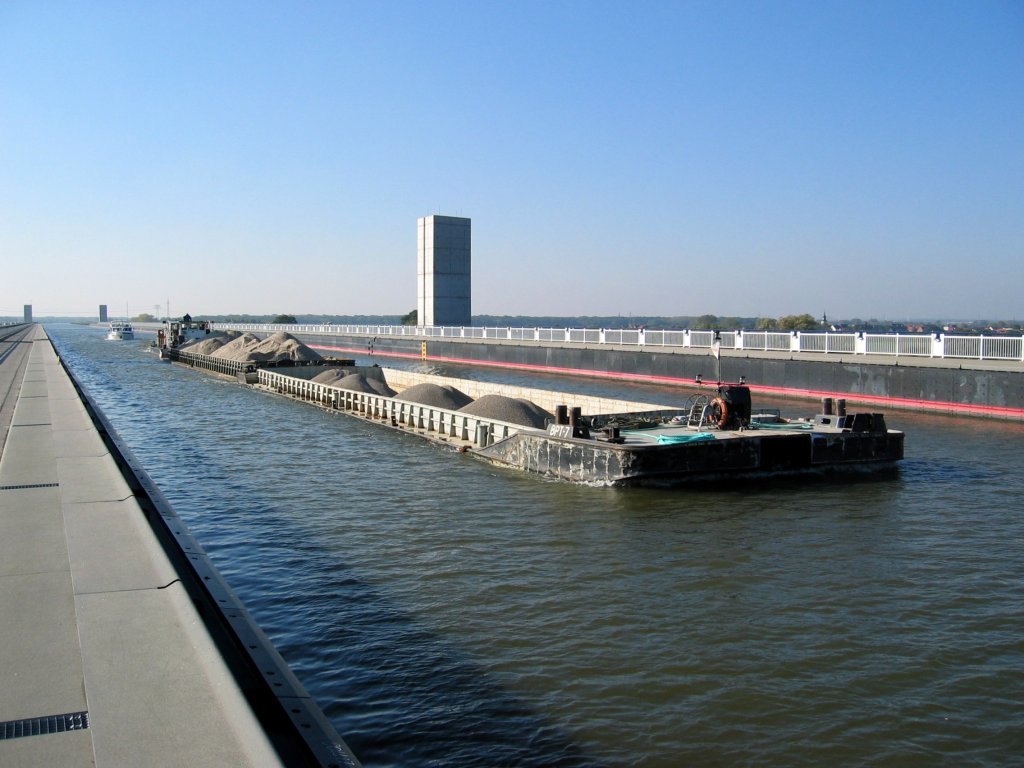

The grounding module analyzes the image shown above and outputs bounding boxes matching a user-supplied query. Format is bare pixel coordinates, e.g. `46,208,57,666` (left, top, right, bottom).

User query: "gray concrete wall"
291,332,1024,419
417,215,471,326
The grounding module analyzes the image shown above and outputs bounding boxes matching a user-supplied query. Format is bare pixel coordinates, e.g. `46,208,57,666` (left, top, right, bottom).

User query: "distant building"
99,304,108,322
23,304,32,323
417,215,471,327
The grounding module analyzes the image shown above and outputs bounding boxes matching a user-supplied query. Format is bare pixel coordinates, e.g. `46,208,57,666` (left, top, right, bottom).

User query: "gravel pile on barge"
210,332,263,360
313,369,396,396
211,331,322,364
459,394,552,429
247,331,323,364
394,382,473,410
391,381,549,427
311,368,350,385
178,331,241,356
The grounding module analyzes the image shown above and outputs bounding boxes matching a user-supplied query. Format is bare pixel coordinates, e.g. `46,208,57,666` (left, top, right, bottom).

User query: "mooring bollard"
476,423,490,447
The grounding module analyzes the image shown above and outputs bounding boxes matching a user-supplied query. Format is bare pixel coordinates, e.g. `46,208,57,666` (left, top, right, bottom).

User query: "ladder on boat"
686,394,712,429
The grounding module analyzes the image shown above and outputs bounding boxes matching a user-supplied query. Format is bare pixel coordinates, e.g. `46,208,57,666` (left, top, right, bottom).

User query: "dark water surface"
48,324,1024,767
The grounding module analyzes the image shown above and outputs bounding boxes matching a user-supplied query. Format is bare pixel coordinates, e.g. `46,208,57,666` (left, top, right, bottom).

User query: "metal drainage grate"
0,711,90,740
0,483,60,491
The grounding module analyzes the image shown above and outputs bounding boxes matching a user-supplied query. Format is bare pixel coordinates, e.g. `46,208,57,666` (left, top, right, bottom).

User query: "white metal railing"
214,323,1024,363
736,331,793,352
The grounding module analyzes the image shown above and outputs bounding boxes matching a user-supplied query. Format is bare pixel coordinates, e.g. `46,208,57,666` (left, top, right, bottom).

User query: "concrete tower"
99,305,108,322
23,305,32,323
417,215,471,327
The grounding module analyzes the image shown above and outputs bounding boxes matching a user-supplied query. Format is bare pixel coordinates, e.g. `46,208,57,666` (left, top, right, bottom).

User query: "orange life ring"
710,397,730,429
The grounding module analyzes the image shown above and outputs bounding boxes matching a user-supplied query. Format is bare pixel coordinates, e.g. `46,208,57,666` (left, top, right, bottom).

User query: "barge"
159,346,903,487
478,388,902,487
475,391,901,487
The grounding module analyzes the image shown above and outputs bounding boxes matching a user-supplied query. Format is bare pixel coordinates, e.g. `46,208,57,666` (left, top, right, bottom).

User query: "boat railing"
212,323,1024,363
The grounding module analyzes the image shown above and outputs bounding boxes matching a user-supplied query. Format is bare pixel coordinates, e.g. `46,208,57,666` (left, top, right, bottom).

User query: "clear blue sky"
2,1,1022,321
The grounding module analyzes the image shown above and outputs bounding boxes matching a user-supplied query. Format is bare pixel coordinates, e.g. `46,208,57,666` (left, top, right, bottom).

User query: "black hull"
476,428,905,487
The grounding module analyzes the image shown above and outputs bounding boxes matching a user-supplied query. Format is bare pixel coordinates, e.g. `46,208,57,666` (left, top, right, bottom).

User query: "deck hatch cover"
0,711,90,740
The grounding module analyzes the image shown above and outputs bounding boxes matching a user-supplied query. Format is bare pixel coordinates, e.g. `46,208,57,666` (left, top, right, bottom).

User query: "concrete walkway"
0,326,286,766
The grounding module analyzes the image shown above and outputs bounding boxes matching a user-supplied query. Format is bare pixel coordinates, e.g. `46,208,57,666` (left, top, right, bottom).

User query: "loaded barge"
482,388,903,487
160,345,904,487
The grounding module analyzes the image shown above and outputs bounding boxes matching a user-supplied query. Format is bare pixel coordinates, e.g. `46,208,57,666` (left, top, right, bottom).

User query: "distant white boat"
106,322,135,340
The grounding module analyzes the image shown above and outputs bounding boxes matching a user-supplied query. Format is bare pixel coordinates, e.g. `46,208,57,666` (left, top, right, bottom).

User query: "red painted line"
308,343,1024,420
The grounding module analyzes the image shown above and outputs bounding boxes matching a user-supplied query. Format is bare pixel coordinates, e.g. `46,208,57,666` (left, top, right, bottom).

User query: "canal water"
48,324,1023,767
